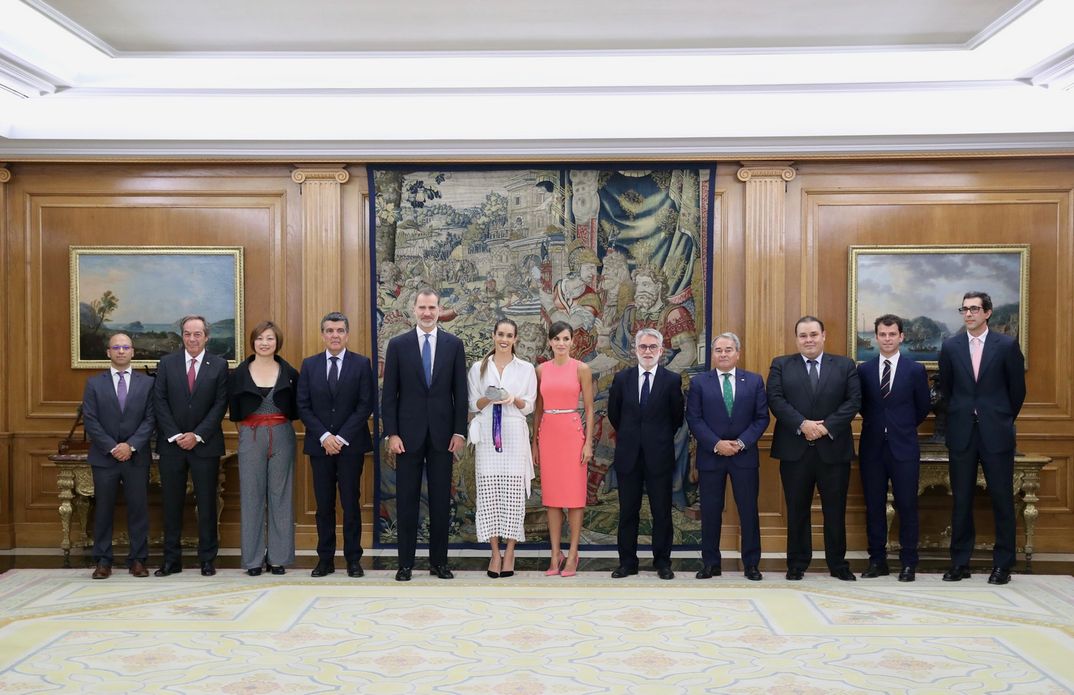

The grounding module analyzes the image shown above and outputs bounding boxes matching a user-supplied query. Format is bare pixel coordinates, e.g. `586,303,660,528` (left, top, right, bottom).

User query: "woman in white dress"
467,318,537,578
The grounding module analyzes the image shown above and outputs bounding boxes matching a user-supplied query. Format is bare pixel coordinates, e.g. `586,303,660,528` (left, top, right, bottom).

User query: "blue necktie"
328,355,339,395
422,333,432,386
640,371,651,409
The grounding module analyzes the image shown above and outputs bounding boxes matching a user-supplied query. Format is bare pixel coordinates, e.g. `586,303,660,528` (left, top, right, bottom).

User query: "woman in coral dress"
532,321,594,577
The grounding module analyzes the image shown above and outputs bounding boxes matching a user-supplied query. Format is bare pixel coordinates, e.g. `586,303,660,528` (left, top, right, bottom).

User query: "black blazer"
228,355,300,422
153,350,229,457
296,350,375,457
81,369,156,468
858,354,931,463
381,329,468,452
767,352,861,464
607,365,684,476
938,331,1026,454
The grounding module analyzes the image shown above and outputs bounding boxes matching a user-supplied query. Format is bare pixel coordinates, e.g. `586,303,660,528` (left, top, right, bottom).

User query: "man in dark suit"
297,311,375,578
857,314,931,582
767,315,862,581
607,328,685,580
938,291,1026,585
81,333,156,579
382,288,468,582
153,315,229,577
686,332,770,581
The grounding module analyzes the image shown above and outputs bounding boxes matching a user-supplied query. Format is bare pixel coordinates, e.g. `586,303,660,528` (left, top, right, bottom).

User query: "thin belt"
240,413,289,458
544,409,578,414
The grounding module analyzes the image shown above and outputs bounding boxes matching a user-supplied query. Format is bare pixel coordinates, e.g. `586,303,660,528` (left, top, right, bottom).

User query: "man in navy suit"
153,315,229,577
382,288,468,582
686,332,770,581
767,316,861,581
938,291,1026,585
857,314,931,582
81,333,156,579
297,311,375,578
607,328,685,580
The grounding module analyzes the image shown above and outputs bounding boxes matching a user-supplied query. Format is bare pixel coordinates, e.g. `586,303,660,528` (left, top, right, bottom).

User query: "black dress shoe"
942,565,971,582
429,565,454,579
695,566,721,579
657,567,675,580
200,561,216,577
270,565,286,575
830,567,857,581
611,566,638,579
860,562,890,578
744,566,763,581
311,561,335,577
395,567,412,582
786,568,805,581
347,561,364,578
897,566,916,582
987,567,1011,585
246,567,262,577
154,563,182,577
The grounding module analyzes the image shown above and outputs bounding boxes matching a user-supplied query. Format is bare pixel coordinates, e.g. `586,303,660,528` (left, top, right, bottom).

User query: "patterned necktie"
970,337,982,381
328,355,339,394
187,358,196,393
721,372,734,416
640,371,651,409
422,333,432,386
807,359,819,391
880,359,891,399
117,371,128,412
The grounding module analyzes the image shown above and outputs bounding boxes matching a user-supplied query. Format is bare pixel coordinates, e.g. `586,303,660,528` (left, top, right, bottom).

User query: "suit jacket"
82,369,156,468
381,329,468,452
857,354,931,463
767,352,862,463
686,369,770,472
607,365,684,476
938,331,1026,453
296,350,374,457
153,350,229,457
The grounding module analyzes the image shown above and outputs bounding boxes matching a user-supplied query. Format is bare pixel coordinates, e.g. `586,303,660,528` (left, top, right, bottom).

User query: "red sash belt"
240,413,289,458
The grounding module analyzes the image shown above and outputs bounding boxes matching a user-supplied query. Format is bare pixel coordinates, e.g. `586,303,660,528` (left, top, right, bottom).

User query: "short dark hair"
320,311,349,332
249,321,283,353
873,314,904,333
547,320,573,340
962,291,993,316
794,315,825,333
414,287,440,304
180,315,209,335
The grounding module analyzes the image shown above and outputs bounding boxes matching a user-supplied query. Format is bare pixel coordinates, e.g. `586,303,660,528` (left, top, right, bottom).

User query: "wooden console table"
887,451,1049,566
50,453,232,563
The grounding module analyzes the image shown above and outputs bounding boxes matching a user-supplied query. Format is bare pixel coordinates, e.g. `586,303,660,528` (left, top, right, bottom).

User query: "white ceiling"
1,0,1074,159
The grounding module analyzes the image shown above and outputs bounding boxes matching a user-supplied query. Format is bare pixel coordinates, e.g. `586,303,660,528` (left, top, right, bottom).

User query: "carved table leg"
57,467,74,567
885,481,896,552
1021,469,1041,570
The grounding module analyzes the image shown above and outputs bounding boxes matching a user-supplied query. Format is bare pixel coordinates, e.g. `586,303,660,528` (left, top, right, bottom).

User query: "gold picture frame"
70,246,245,369
847,244,1028,370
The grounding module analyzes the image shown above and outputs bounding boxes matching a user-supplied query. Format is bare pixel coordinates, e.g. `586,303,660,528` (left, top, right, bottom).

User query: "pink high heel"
561,555,578,578
545,552,565,576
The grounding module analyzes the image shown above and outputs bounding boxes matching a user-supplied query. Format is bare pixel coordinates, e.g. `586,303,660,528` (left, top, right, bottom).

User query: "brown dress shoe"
128,560,149,578
91,563,112,579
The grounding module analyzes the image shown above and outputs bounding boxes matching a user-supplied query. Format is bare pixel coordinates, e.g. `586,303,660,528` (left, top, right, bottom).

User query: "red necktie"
187,358,197,392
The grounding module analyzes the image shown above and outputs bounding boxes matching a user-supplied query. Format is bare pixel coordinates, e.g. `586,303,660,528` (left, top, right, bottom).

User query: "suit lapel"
954,337,975,381
811,355,833,402
628,368,641,408
731,371,748,418
430,333,450,389
977,332,1001,378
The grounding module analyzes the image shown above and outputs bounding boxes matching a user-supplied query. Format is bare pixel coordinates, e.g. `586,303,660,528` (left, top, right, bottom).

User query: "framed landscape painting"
847,244,1028,370
70,246,245,369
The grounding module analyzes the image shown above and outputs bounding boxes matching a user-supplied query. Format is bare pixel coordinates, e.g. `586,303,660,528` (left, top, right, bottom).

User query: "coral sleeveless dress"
537,358,587,508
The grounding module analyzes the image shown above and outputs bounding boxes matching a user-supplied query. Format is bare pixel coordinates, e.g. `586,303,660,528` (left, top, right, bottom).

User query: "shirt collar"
417,326,439,341
879,351,901,367
637,364,656,378
325,349,345,360
110,366,129,377
801,352,824,364
185,351,203,364
968,327,989,343
716,367,737,379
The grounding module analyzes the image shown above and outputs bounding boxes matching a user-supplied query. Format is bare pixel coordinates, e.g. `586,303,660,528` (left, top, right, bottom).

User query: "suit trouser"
310,452,363,563
91,460,150,566
616,452,673,570
158,451,220,564
396,433,453,568
698,462,761,568
779,447,850,572
860,441,920,567
949,423,1016,569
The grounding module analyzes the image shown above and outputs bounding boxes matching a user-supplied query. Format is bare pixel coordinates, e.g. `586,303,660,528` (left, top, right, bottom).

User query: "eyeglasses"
957,306,984,315
108,345,133,352
636,344,661,352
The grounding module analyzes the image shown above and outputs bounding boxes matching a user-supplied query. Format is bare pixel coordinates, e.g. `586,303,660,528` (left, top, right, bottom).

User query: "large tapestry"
371,165,715,548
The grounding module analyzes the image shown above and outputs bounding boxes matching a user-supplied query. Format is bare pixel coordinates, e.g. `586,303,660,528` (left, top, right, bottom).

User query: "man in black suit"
382,288,468,581
81,333,156,579
686,332,770,581
938,291,1026,585
153,315,229,577
297,311,375,578
607,328,685,580
857,314,931,582
767,315,862,581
